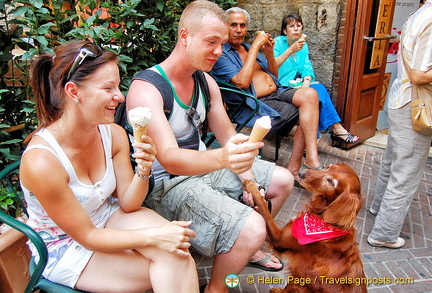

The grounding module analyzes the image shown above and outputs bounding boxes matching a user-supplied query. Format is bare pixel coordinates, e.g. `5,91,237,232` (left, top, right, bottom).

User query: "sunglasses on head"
66,43,103,81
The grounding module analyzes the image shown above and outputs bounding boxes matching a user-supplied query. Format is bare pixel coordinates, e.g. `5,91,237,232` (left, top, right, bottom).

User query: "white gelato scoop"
128,107,152,129
128,107,152,142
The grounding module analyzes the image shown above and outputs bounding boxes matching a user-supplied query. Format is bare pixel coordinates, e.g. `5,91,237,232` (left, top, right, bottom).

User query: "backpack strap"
192,70,211,139
114,68,211,139
114,69,175,139
132,69,174,119
196,71,211,109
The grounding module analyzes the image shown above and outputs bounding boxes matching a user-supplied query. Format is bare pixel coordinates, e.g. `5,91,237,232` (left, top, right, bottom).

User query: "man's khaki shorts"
144,158,275,256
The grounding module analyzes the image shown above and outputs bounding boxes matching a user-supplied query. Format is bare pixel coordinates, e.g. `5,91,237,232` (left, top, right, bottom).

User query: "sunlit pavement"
192,131,432,293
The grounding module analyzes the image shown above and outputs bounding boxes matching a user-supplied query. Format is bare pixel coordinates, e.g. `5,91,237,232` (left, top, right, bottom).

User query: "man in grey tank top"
126,1,295,292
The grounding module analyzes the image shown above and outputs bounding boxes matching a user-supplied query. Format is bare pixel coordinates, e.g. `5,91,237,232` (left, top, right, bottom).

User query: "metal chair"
204,79,260,148
208,80,294,161
0,161,87,293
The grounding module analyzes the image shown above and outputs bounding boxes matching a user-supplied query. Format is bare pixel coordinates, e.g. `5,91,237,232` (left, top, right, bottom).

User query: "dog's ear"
323,190,361,230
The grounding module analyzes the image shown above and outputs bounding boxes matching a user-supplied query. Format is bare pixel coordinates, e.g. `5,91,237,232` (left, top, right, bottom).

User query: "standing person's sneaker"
369,207,378,216
367,236,405,249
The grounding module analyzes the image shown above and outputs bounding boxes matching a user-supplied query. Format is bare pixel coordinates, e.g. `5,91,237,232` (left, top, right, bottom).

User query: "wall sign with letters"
369,0,396,69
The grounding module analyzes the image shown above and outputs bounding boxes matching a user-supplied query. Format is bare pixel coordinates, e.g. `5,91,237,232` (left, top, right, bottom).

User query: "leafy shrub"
0,186,15,213
0,168,24,218
0,0,236,170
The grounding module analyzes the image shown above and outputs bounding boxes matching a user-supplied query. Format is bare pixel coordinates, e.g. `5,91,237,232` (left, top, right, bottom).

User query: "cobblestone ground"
193,132,432,293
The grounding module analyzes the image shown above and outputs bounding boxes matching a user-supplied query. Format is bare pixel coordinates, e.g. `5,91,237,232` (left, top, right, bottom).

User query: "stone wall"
237,0,346,98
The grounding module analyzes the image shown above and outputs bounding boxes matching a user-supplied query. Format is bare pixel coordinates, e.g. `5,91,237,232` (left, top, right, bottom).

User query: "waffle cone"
249,124,271,143
133,126,147,143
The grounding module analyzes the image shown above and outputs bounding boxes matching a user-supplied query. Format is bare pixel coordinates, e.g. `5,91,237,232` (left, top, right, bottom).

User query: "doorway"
336,0,396,143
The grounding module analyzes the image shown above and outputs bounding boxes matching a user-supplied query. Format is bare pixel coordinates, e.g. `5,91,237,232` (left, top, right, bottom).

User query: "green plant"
0,0,237,171
0,2,35,167
0,167,24,219
0,186,16,215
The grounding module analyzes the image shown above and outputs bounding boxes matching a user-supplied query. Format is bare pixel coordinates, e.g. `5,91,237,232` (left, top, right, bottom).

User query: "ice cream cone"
128,106,152,143
249,116,272,143
256,30,271,45
300,33,307,41
133,125,147,143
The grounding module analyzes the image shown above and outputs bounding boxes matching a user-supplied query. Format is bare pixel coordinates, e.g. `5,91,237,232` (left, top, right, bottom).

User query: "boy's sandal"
247,252,284,272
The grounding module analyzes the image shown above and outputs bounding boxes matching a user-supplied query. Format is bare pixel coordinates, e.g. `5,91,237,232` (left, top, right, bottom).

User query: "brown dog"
243,163,367,293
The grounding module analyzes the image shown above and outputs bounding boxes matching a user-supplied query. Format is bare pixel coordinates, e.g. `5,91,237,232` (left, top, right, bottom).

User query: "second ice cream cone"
249,116,272,143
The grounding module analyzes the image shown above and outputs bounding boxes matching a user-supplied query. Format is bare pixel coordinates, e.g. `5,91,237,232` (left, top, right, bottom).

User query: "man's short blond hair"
179,0,229,35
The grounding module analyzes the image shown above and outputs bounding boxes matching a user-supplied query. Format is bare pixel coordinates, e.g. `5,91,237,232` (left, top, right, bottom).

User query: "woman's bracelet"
136,167,153,180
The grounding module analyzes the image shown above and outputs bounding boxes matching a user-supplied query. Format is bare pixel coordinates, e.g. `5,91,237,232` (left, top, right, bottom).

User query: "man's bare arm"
126,76,263,176
274,39,305,68
261,33,278,77
231,33,271,89
409,68,432,85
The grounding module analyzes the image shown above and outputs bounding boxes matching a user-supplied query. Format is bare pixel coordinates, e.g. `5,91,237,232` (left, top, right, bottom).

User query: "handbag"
402,52,432,135
410,83,432,135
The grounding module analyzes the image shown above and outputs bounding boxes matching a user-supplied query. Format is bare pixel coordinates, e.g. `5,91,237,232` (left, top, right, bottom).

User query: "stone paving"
193,132,432,293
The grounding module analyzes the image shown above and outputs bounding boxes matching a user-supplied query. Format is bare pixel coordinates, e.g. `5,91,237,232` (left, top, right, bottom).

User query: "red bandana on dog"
291,213,350,245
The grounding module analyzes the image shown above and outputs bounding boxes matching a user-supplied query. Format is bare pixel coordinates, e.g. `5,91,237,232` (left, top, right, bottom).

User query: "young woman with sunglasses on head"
20,40,199,293
274,13,360,149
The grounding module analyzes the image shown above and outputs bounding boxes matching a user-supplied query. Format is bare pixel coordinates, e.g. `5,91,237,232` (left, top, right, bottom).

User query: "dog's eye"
327,178,335,186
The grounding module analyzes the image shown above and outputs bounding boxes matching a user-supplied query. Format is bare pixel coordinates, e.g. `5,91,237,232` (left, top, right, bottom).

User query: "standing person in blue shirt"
211,7,322,176
274,13,359,149
368,0,432,249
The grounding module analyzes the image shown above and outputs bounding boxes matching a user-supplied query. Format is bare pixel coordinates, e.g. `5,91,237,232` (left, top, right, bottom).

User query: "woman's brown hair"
280,13,303,36
27,40,117,142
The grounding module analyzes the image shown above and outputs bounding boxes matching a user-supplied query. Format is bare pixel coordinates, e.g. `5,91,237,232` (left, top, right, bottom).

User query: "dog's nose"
298,169,306,179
